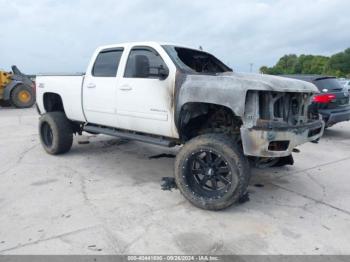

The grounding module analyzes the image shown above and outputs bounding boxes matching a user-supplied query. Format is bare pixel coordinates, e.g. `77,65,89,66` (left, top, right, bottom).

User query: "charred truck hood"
177,72,324,157
178,72,319,117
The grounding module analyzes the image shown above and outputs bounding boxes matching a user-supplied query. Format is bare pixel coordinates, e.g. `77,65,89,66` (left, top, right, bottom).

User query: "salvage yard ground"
0,107,350,254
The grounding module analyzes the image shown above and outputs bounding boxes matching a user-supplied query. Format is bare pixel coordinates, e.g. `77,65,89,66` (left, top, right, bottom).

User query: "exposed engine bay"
244,91,319,128
241,90,324,157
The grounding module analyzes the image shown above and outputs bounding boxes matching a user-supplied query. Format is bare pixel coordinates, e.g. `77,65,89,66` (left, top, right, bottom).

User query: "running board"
83,125,175,147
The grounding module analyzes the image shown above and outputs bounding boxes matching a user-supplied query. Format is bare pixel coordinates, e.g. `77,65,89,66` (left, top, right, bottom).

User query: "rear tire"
39,112,73,155
10,84,35,108
174,134,251,210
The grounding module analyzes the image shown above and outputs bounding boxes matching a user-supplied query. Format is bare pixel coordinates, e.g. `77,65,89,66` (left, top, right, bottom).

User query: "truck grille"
258,91,313,126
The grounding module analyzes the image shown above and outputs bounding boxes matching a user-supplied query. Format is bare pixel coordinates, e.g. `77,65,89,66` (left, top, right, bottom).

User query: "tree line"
260,47,350,77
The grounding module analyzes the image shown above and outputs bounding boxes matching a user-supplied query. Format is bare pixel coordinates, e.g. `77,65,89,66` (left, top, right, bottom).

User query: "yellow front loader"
0,66,35,108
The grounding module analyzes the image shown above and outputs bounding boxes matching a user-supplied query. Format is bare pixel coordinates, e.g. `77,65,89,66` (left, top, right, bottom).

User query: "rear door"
83,48,124,126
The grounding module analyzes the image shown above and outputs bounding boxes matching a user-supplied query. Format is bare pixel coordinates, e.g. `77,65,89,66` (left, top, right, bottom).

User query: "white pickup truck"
36,41,324,210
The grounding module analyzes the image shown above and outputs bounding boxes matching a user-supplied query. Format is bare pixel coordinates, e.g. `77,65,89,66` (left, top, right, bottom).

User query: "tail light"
313,94,336,103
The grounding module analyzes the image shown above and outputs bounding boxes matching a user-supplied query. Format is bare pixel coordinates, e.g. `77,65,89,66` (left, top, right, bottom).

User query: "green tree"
260,48,350,77
324,48,350,77
274,54,298,74
259,66,269,74
310,56,329,74
294,55,329,74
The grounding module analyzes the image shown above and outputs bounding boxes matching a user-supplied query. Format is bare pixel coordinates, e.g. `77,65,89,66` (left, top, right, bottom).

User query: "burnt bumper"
240,120,324,157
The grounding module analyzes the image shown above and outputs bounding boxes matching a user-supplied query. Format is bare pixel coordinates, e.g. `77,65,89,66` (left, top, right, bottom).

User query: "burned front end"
241,91,324,157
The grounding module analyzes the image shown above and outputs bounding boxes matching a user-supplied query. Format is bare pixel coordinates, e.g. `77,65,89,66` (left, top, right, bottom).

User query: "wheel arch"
177,102,243,141
43,92,65,113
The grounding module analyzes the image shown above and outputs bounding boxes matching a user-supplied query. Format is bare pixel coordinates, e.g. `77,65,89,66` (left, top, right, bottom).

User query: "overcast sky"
0,0,349,74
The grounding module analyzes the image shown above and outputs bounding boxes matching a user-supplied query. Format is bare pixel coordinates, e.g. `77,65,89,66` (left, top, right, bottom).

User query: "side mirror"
157,65,169,80
148,65,169,80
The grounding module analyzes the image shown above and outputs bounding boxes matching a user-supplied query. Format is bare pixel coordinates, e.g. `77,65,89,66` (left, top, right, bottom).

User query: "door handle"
119,85,132,91
87,83,96,88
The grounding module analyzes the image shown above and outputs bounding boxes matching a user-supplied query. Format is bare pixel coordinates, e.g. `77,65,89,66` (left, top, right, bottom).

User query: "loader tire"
0,100,11,107
39,112,73,155
174,134,251,210
10,84,35,108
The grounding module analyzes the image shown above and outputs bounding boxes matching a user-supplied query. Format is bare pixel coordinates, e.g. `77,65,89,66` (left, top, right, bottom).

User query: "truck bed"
36,72,85,76
36,75,86,122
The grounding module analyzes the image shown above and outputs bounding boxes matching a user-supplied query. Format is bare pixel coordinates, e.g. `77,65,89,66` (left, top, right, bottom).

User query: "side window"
92,49,123,77
124,47,168,78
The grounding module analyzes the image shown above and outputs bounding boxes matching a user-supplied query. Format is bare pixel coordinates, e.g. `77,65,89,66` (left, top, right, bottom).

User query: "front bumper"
319,106,350,127
241,120,324,157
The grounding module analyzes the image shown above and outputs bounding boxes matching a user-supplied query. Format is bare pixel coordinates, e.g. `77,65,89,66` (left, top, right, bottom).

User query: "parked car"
339,79,350,90
282,75,350,127
35,42,324,210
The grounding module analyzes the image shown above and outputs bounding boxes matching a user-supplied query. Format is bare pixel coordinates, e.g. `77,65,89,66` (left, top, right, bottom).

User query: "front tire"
175,134,251,210
39,112,73,155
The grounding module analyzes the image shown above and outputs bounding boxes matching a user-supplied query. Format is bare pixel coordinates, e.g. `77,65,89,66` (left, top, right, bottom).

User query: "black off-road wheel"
39,112,73,155
10,84,35,108
175,134,251,210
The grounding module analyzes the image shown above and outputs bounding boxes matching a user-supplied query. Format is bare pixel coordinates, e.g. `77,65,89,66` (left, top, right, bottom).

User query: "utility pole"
249,63,254,73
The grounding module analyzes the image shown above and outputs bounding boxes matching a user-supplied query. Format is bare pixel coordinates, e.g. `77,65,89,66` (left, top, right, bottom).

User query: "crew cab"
36,42,324,210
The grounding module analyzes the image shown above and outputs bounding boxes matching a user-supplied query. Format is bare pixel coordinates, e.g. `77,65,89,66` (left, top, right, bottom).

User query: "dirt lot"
0,107,350,255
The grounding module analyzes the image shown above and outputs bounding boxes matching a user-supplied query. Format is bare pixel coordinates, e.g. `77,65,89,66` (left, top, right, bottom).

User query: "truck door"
116,46,176,137
83,48,124,127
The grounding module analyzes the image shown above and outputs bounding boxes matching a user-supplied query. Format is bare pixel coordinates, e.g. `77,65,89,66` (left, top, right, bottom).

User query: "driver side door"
116,46,173,137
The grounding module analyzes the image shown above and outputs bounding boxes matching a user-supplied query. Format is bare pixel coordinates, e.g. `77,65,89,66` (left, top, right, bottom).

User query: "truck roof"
97,41,198,51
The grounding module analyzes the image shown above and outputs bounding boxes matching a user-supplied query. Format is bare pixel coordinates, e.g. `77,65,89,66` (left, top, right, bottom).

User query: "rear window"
314,78,344,91
92,49,123,77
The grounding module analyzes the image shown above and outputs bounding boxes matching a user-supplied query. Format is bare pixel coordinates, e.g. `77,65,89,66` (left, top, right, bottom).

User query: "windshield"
163,45,232,74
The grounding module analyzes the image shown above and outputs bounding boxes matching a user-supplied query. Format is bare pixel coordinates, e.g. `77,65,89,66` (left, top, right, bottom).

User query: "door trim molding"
117,109,168,121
